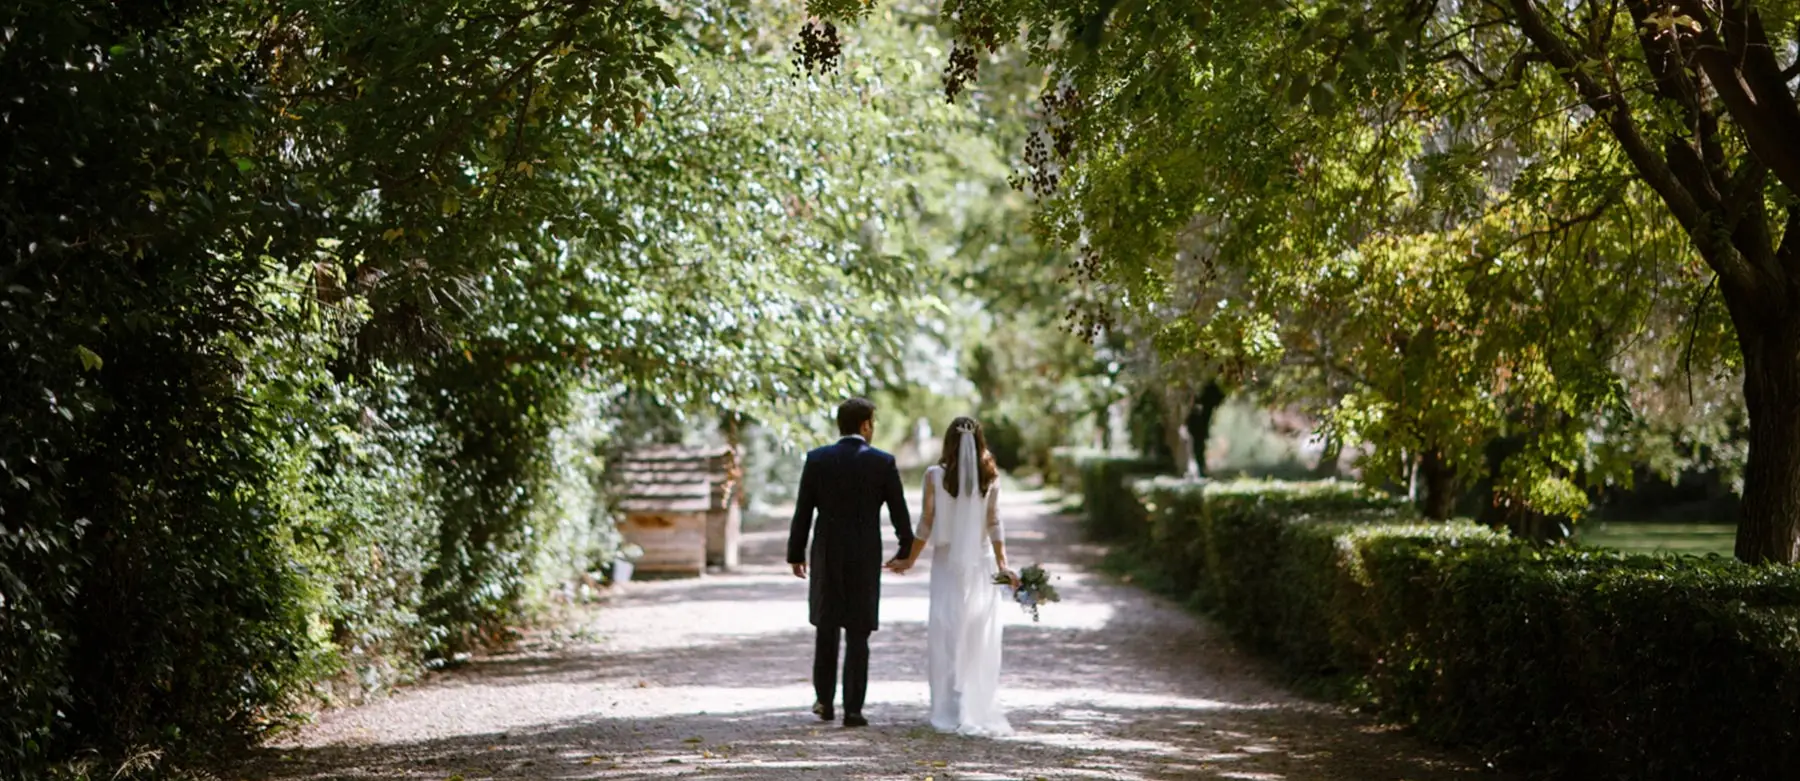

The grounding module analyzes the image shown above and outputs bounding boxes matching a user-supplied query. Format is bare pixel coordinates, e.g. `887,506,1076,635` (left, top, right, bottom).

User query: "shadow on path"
228,487,1502,780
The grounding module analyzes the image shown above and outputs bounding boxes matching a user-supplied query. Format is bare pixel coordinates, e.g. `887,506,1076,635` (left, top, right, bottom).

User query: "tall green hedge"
0,1,664,772
1105,473,1800,779
1070,452,1163,540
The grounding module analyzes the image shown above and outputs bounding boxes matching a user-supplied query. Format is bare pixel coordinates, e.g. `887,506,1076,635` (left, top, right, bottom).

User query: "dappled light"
9,0,1792,776
236,489,1494,780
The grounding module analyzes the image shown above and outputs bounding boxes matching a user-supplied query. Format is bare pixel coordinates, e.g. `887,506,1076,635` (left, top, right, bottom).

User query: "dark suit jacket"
787,436,914,632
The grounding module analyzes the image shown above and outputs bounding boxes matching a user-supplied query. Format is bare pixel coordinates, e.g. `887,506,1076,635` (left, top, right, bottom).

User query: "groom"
787,397,914,728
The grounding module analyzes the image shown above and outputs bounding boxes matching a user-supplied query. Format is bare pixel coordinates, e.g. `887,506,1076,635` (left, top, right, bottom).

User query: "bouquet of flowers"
993,564,1060,622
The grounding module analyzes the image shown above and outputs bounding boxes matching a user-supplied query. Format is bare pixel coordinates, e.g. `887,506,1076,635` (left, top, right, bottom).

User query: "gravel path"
230,487,1503,780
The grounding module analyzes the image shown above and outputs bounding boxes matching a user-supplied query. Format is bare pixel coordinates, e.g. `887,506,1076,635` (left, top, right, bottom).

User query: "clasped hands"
790,559,1017,585
882,558,1020,587
788,559,919,578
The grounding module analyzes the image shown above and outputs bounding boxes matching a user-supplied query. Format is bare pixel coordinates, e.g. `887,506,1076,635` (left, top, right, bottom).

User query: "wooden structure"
615,445,742,576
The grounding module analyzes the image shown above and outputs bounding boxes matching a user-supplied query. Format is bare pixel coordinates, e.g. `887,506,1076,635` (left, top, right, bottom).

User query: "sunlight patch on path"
244,489,1502,781
589,571,1116,653
276,676,1278,747
590,595,1114,651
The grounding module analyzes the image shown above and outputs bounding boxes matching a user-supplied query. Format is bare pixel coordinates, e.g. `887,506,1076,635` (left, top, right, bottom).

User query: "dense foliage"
0,0,1039,773
2,0,666,767
1079,463,1800,778
809,0,1800,560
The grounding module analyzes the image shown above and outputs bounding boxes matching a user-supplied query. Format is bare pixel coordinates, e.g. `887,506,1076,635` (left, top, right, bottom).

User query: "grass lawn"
1578,521,1736,557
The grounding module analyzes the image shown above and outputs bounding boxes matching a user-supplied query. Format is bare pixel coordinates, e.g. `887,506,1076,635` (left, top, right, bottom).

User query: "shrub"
1086,469,1800,779
1353,543,1800,777
1074,454,1164,540
982,416,1026,473
1133,478,1441,679
1044,447,1085,488
0,1,667,772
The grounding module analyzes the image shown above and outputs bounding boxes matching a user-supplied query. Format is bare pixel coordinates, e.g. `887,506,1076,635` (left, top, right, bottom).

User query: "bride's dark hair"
937,415,999,498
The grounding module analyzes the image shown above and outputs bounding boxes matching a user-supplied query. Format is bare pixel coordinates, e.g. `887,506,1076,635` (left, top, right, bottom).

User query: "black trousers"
814,625,871,715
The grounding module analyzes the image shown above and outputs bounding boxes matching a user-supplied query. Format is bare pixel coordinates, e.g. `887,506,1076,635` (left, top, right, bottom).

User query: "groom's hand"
885,557,912,574
791,562,806,579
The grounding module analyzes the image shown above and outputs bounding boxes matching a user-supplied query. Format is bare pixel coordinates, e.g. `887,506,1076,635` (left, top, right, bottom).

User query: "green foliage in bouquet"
995,564,1061,622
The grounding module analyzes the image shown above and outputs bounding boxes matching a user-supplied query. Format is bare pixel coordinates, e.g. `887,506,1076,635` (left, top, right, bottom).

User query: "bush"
0,2,664,772
982,416,1026,473
1087,468,1800,779
1354,543,1800,777
1044,447,1084,488
1133,478,1439,679
1074,454,1164,540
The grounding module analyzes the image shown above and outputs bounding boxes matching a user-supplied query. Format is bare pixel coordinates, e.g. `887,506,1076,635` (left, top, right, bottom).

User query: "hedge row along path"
232,486,1503,780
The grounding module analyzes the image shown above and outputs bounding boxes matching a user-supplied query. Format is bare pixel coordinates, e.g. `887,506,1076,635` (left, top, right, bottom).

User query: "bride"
888,416,1016,737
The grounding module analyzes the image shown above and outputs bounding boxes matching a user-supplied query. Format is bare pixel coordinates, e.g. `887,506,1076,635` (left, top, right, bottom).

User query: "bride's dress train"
918,463,1013,737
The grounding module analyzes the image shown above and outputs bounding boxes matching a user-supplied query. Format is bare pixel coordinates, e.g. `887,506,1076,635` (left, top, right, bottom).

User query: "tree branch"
1682,274,1718,406
1780,203,1800,274
1622,0,1727,195
1506,0,1760,296
1722,159,1768,231
1671,0,1800,199
1439,49,1499,89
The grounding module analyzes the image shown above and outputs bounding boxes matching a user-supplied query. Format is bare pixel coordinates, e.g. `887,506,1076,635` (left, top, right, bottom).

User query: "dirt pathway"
231,487,1501,780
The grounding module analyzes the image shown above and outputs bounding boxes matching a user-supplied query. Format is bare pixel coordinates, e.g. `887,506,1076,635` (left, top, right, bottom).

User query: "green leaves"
1,0,681,766
1284,76,1311,107
1305,81,1336,114
1117,475,1800,778
74,346,102,372
823,0,1738,521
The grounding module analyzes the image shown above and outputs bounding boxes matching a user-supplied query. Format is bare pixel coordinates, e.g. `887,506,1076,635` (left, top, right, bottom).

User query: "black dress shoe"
843,713,868,728
812,701,834,721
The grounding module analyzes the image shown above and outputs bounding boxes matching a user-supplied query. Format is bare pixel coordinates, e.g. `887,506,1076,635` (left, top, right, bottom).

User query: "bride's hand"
1001,568,1021,589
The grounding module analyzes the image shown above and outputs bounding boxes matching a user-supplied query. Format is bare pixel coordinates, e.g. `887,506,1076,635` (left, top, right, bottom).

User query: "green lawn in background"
1578,522,1736,557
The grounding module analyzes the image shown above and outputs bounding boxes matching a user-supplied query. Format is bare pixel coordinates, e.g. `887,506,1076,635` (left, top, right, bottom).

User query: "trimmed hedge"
1044,446,1084,488
1103,473,1800,779
1064,451,1163,540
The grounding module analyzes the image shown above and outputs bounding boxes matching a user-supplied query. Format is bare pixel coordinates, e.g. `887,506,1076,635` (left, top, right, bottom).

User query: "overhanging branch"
1506,0,1761,296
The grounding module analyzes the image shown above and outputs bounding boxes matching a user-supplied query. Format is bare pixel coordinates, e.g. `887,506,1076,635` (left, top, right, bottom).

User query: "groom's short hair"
837,397,876,436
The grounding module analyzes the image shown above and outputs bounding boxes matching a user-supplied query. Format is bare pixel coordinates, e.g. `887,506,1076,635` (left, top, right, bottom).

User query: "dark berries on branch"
791,20,842,77
943,41,980,102
1009,83,1081,197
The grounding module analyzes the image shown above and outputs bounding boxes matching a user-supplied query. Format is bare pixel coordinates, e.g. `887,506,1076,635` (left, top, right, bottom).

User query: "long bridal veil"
926,426,1012,736
934,428,988,566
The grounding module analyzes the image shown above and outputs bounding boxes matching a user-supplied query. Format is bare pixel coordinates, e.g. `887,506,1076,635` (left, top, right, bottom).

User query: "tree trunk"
1419,447,1456,521
1312,435,1342,478
1505,0,1800,561
1734,319,1800,563
1184,380,1227,478
1163,385,1199,478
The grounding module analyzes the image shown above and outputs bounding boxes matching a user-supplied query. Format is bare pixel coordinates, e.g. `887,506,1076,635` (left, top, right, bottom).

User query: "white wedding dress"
915,436,1013,737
